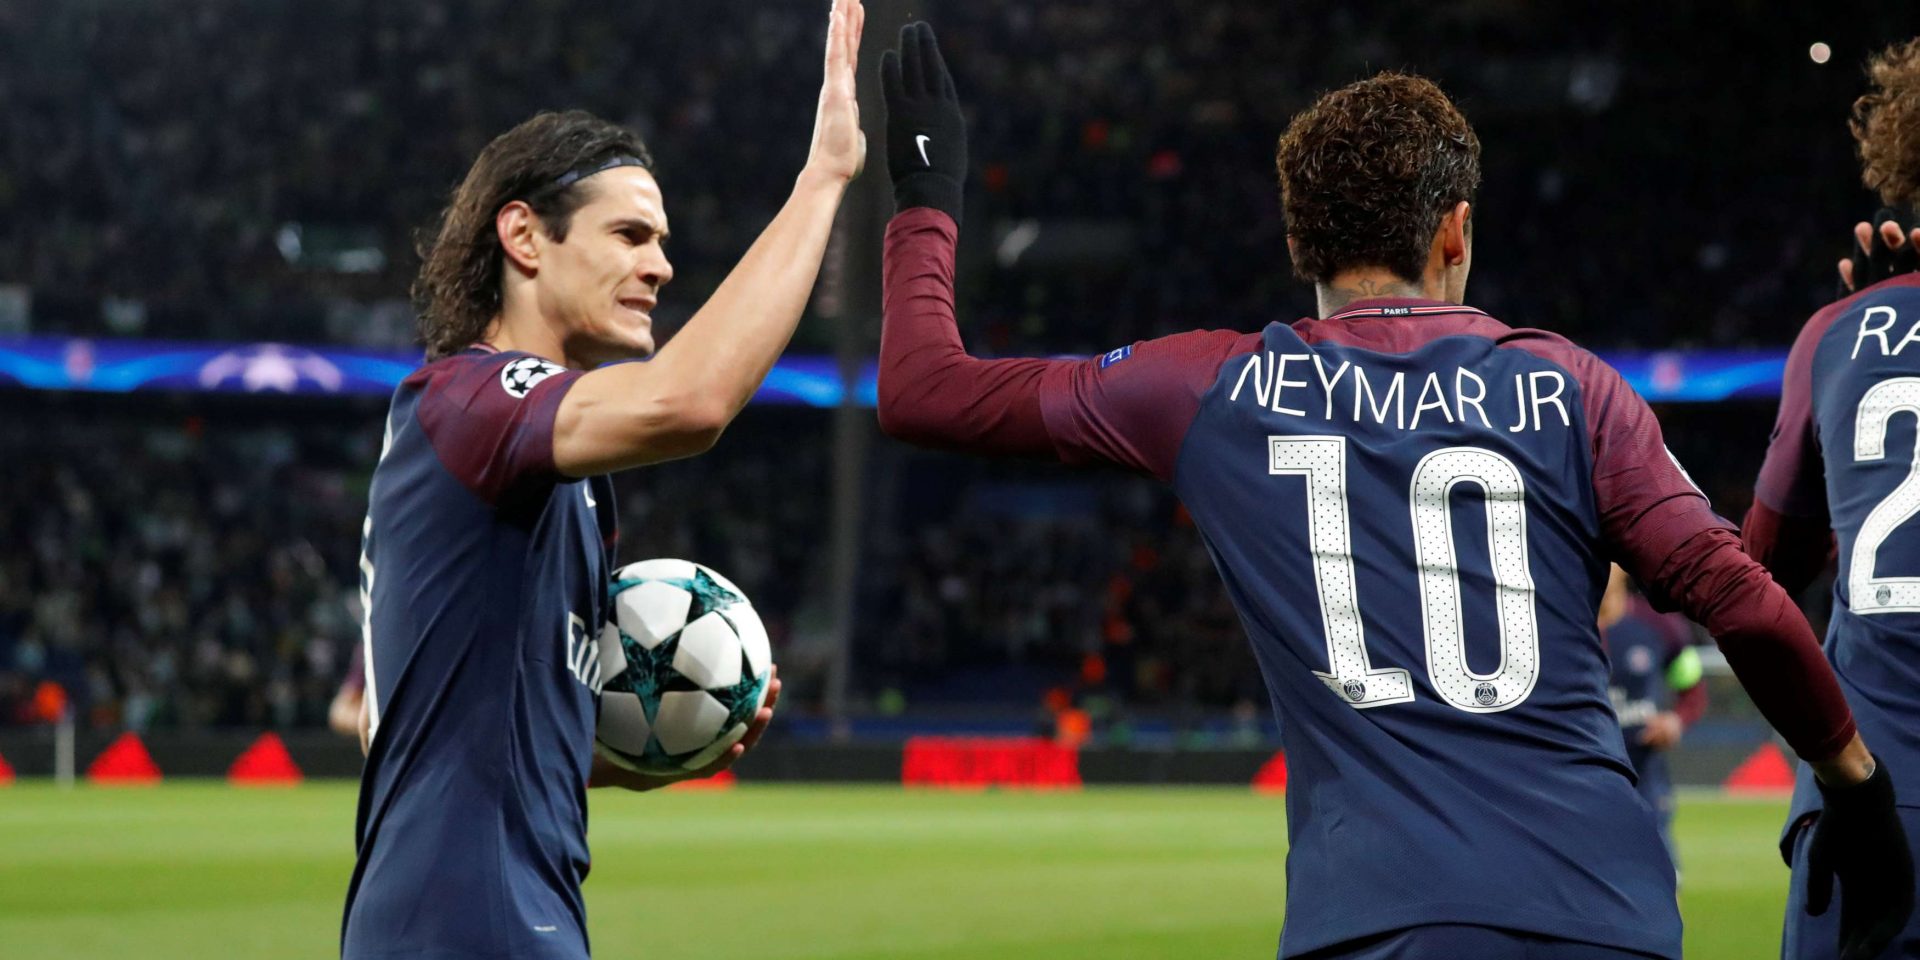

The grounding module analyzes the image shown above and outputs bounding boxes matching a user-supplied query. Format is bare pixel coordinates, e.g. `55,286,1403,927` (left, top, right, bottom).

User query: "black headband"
549,154,649,191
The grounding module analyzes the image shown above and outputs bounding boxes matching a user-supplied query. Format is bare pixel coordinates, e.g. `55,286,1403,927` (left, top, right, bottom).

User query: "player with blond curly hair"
1749,37,1920,960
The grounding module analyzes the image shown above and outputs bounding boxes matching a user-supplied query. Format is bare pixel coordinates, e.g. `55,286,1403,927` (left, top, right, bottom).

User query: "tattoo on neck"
1319,277,1425,312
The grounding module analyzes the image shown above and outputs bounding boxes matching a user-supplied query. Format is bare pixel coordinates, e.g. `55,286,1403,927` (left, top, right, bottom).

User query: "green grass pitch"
0,782,1790,958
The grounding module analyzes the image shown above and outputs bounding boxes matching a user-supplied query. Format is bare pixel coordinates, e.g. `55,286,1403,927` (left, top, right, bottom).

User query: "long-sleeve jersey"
1747,272,1920,847
880,206,1854,958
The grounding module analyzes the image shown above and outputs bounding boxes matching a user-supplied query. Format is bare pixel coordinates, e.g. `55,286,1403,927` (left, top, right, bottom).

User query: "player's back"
1168,301,1680,957
343,348,615,960
1771,274,1920,831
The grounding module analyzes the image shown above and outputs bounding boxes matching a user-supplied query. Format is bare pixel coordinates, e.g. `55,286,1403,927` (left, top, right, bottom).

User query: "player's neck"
480,307,571,368
1315,269,1448,318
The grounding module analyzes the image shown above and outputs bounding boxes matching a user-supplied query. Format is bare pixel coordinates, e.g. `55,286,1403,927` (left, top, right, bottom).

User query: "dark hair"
1274,72,1481,284
413,110,653,360
1854,39,1920,211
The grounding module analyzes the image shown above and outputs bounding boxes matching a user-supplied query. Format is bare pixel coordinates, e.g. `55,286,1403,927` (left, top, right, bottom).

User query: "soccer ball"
595,559,773,775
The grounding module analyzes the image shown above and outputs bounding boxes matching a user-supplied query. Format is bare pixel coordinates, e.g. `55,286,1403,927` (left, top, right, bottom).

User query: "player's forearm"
877,207,1058,455
1657,526,1856,762
658,173,849,422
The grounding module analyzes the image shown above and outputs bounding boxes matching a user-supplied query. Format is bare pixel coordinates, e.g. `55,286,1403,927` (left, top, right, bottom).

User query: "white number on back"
1850,378,1920,614
1269,436,1542,713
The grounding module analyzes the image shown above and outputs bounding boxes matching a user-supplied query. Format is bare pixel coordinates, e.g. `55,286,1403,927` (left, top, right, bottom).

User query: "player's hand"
1805,758,1915,960
1638,712,1682,751
880,22,967,223
1837,208,1920,295
589,668,782,792
802,0,866,186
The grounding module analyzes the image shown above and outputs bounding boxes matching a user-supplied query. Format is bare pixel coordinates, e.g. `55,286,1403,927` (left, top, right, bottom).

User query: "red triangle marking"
1252,750,1288,794
228,733,303,786
1725,742,1795,794
87,732,161,785
667,769,736,791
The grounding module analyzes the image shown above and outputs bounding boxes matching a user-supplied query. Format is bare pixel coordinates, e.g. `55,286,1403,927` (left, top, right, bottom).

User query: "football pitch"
0,782,1790,959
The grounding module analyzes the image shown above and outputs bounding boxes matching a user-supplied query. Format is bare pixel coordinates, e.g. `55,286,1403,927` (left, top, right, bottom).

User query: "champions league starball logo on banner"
197,344,345,393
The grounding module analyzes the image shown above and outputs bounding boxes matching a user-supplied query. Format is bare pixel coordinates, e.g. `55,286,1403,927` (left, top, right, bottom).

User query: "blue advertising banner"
0,336,1782,406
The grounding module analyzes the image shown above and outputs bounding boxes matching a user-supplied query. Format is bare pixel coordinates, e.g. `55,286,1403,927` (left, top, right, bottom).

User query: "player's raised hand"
1837,208,1920,295
803,0,866,186
880,21,967,223
1804,759,1915,960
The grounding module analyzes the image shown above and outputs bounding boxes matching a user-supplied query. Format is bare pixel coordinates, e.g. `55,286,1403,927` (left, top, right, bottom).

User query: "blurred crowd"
4,1,1913,350
3,1,1911,731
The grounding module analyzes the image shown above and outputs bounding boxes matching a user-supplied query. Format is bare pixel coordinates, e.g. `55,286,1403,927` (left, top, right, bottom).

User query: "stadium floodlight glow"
1810,42,1832,64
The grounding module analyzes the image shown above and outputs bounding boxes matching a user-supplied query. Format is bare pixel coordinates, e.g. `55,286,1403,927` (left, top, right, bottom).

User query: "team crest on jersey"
1474,682,1498,706
1099,345,1133,368
500,357,565,399
1341,679,1366,702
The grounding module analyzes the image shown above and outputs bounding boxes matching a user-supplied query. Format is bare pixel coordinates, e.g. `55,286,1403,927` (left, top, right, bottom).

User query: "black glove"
1807,759,1915,960
880,22,966,224
1840,207,1920,299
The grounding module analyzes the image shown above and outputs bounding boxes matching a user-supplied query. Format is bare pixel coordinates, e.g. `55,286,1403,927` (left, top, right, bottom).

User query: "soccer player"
1746,38,1920,960
341,2,865,957
1598,565,1705,866
876,23,1909,960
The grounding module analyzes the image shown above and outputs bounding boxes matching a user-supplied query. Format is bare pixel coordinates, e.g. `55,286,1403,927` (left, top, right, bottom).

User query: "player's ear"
1439,201,1470,266
497,200,541,276
1443,199,1466,266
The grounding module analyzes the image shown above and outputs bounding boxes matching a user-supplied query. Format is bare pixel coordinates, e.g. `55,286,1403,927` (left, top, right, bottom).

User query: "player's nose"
639,249,673,290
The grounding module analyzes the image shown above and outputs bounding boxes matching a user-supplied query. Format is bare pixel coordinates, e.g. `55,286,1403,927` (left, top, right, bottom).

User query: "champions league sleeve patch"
499,356,566,398
1099,344,1134,368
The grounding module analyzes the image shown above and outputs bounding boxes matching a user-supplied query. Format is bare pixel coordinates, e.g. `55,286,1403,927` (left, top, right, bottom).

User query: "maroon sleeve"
1566,348,1855,761
1742,499,1836,595
414,352,584,505
1035,330,1251,481
878,208,1063,457
1753,307,1835,518
879,207,1249,479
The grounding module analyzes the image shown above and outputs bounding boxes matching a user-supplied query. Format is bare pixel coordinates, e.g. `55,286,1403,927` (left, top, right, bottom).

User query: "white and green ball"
596,559,773,774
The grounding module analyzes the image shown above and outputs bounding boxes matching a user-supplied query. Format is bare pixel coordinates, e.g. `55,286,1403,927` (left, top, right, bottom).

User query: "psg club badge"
1474,682,1499,706
500,356,565,398
1342,679,1366,702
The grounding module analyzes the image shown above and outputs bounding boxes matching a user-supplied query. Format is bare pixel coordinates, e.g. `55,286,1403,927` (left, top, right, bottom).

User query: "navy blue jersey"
1029,303,1702,956
343,347,616,960
881,208,1849,959
1756,273,1920,832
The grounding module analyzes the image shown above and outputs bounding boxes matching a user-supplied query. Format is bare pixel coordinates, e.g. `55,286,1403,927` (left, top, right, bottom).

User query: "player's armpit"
551,358,729,477
1741,498,1836,596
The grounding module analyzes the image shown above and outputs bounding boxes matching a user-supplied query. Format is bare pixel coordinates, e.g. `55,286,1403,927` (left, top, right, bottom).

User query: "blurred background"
3,0,1919,776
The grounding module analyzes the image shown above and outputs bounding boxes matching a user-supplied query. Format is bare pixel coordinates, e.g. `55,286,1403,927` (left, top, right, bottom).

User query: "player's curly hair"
1853,39,1920,211
413,111,654,360
1275,72,1481,285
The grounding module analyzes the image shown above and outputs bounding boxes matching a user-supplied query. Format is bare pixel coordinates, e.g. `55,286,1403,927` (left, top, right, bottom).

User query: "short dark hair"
1275,72,1481,284
1854,38,1920,211
413,110,653,360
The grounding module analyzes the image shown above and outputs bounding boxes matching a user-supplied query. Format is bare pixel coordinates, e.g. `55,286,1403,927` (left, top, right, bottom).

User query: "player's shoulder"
1799,272,1920,353
404,346,569,401
1101,327,1261,377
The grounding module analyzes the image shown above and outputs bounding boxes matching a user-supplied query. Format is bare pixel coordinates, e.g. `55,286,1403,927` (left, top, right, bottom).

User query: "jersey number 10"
1269,436,1541,714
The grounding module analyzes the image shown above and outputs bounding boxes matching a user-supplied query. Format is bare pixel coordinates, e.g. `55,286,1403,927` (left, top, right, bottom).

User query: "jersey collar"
1323,297,1490,322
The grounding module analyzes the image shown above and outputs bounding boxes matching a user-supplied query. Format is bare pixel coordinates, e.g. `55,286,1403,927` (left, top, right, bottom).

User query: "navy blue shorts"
1782,806,1920,959
1298,924,1664,960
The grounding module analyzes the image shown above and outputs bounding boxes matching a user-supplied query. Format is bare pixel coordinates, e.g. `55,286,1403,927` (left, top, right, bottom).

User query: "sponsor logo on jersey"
501,357,565,398
1100,344,1133,368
